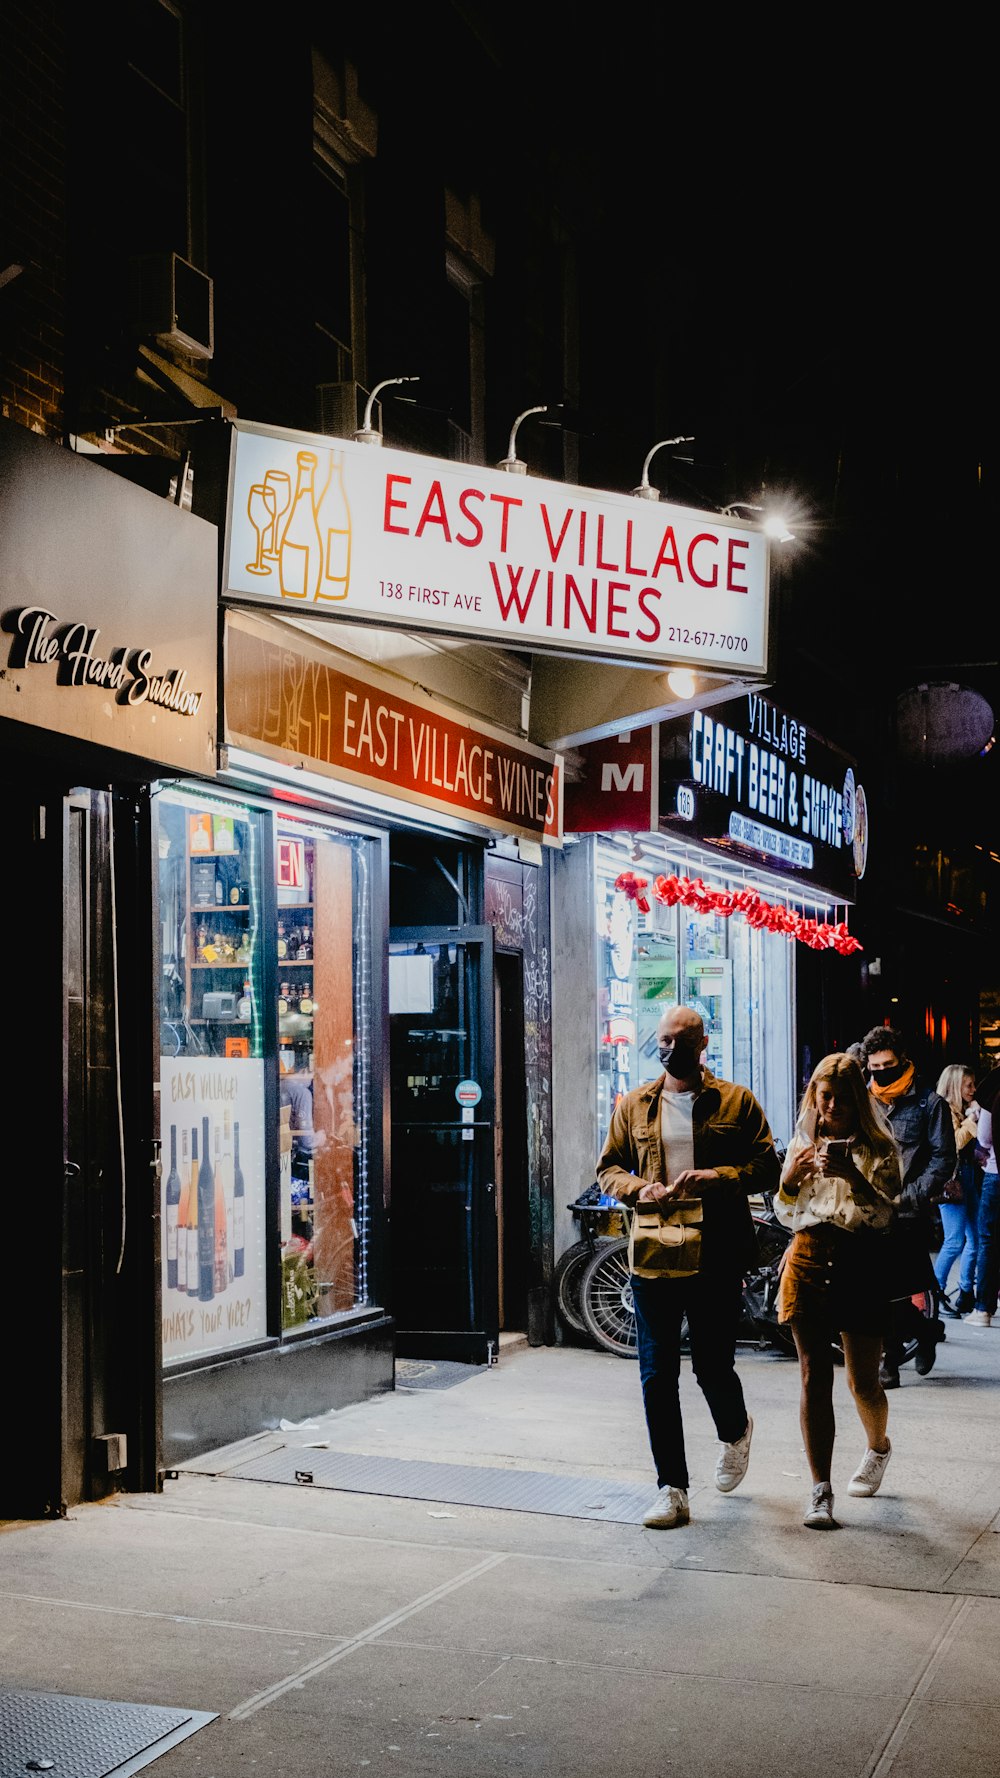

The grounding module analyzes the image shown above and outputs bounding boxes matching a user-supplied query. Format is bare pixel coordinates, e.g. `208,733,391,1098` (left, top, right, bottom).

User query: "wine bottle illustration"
186,1126,200,1299
198,1116,216,1303
314,447,352,602
222,1108,235,1282
233,1119,245,1278
164,1124,181,1290
176,1128,190,1294
213,1121,228,1295
278,450,323,600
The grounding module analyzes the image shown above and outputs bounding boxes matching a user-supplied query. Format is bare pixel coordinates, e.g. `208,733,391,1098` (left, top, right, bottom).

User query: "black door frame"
388,923,498,1361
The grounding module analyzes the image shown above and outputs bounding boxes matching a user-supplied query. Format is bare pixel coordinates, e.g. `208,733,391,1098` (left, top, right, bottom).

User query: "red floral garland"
614,870,862,955
611,869,651,913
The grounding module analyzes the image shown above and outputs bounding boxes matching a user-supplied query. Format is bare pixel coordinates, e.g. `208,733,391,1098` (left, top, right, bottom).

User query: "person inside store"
597,1004,780,1530
281,1062,321,1166
967,1099,998,1328
933,1064,983,1318
862,1025,956,1386
775,1053,902,1529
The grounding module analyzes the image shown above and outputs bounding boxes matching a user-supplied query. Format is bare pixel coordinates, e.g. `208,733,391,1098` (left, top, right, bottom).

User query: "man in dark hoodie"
862,1025,956,1386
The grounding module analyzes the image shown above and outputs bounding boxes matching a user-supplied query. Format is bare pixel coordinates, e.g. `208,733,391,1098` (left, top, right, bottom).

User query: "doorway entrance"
388,925,497,1361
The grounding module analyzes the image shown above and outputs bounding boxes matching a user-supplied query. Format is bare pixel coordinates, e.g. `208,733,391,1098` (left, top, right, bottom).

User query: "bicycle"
553,1190,628,1348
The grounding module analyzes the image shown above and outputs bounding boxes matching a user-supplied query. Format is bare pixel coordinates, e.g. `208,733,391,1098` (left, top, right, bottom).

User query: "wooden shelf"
192,960,248,970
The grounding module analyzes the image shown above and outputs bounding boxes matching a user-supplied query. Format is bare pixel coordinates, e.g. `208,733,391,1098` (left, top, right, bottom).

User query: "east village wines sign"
224,611,563,845
222,420,770,676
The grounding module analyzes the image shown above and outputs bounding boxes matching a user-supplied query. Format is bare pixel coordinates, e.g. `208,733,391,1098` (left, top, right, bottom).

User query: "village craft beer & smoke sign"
659,692,868,898
224,611,563,844
222,420,770,675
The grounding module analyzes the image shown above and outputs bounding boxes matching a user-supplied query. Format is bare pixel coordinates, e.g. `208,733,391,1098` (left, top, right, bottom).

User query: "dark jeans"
974,1172,1000,1314
631,1269,748,1492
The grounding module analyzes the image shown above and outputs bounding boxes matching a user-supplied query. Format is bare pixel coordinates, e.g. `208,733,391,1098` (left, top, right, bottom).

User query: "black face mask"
869,1061,906,1086
658,1038,701,1079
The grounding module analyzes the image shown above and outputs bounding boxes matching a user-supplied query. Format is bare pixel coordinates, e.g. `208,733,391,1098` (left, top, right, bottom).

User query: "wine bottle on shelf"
164,1123,181,1290
186,1126,200,1299
176,1128,190,1294
233,1119,245,1278
198,1116,215,1303
213,1121,228,1295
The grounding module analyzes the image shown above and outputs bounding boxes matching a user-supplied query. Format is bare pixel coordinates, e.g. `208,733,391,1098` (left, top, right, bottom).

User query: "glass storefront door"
388,925,497,1361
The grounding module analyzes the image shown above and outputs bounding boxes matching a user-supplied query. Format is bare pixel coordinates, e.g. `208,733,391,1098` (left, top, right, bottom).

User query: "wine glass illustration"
246,482,276,575
262,469,292,563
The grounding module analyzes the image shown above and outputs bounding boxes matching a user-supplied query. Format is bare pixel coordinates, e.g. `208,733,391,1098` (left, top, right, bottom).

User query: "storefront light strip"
221,745,499,843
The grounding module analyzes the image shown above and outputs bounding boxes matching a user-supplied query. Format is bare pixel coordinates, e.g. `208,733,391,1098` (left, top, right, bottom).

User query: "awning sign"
223,420,770,675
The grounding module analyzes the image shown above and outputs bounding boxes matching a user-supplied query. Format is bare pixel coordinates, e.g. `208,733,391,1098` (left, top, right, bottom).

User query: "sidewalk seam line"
227,1552,510,1720
860,1595,973,1778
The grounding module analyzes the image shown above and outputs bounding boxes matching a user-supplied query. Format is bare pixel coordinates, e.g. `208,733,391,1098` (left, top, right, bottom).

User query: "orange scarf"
869,1060,915,1103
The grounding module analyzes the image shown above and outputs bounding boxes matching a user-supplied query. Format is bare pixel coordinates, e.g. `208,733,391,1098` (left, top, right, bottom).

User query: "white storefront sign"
223,420,770,674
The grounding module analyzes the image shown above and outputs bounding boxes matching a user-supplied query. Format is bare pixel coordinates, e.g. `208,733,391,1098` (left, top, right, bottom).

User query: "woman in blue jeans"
934,1065,982,1316
968,1105,999,1327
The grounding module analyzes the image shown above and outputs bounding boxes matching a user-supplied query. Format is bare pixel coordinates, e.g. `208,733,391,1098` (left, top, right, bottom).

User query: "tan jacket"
597,1067,780,1273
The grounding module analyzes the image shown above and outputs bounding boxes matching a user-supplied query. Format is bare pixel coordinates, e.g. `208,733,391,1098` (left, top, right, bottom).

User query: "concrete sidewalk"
3,1319,1000,1778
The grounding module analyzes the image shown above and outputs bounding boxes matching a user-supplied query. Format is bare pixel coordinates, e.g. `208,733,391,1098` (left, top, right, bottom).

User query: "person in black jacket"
862,1026,957,1386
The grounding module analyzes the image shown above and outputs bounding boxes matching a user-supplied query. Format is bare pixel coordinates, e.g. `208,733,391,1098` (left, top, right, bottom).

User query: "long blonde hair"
797,1052,896,1156
936,1062,975,1122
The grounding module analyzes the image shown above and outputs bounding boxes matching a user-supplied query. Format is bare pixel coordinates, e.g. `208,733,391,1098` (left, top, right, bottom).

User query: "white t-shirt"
660,1089,695,1184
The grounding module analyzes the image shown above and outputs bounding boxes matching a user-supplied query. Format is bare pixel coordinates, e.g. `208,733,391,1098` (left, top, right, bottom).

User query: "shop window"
277,819,374,1332
593,838,796,1150
155,791,378,1363
156,790,268,1365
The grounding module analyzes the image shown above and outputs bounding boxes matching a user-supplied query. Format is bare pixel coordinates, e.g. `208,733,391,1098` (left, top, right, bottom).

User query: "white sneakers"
642,1484,690,1529
715,1415,754,1492
965,1309,993,1327
848,1440,892,1497
804,1483,837,1529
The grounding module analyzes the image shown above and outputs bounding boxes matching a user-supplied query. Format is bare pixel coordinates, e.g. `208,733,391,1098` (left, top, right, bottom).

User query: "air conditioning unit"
130,252,214,359
317,381,375,438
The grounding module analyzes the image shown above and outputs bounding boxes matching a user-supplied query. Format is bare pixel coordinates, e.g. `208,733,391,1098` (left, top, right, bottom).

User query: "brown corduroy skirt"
777,1222,891,1335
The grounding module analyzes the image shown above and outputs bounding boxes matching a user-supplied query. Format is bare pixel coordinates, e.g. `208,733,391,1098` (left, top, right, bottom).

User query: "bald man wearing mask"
598,1005,780,1530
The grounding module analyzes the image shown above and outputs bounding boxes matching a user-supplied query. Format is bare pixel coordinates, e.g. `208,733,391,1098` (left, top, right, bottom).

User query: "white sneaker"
965,1309,993,1327
642,1484,690,1529
715,1415,753,1492
804,1483,837,1529
847,1440,892,1497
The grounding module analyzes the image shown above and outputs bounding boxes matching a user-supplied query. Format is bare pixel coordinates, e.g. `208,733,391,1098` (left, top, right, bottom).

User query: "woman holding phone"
776,1054,902,1529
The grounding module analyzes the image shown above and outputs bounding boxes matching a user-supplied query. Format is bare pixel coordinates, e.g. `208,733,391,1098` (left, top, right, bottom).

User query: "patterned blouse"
776,1129,900,1233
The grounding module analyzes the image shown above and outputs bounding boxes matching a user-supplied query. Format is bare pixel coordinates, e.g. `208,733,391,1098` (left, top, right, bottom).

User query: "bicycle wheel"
554,1239,598,1334
580,1238,638,1358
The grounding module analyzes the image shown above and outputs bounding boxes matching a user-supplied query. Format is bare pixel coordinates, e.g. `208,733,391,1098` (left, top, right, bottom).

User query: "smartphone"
824,1138,852,1159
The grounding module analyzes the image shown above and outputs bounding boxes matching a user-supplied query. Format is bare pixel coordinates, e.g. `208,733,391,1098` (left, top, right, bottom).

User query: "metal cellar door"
388,925,498,1363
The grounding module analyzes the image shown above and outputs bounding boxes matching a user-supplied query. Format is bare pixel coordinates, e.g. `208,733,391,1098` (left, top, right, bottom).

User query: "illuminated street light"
632,437,695,500
354,375,420,445
667,668,697,698
721,499,796,543
497,405,549,473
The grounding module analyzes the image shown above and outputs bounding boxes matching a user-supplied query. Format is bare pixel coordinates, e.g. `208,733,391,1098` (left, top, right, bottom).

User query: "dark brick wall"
1,1,66,438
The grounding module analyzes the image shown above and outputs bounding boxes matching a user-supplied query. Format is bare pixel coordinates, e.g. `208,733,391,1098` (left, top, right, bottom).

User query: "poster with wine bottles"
159,1056,267,1363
